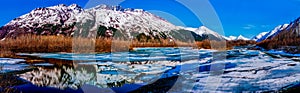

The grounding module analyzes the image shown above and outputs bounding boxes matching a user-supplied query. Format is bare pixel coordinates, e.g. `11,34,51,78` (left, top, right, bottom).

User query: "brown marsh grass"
0,35,256,57
0,35,194,57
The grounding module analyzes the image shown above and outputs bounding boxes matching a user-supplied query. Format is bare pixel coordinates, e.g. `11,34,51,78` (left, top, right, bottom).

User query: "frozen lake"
1,47,300,92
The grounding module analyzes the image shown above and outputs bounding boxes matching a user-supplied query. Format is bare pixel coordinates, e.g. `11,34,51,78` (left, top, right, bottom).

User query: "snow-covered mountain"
268,17,300,40
223,35,250,41
0,4,179,39
0,4,227,41
256,17,300,51
253,24,289,42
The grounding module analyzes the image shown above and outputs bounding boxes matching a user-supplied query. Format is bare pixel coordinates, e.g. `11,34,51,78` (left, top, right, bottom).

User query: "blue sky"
1,0,300,38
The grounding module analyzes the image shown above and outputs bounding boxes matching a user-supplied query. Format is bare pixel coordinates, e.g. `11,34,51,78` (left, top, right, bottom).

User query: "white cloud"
242,24,256,30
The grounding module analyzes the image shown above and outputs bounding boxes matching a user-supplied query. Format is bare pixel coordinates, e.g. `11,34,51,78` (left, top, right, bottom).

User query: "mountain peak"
68,4,82,9
237,35,249,40
93,4,113,10
48,4,68,9
69,4,80,7
197,26,214,33
57,4,67,7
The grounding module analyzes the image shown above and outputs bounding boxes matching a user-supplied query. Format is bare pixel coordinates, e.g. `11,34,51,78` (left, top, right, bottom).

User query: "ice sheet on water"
0,58,29,73
0,64,30,73
13,48,300,92
267,50,300,57
0,58,25,64
189,55,300,92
